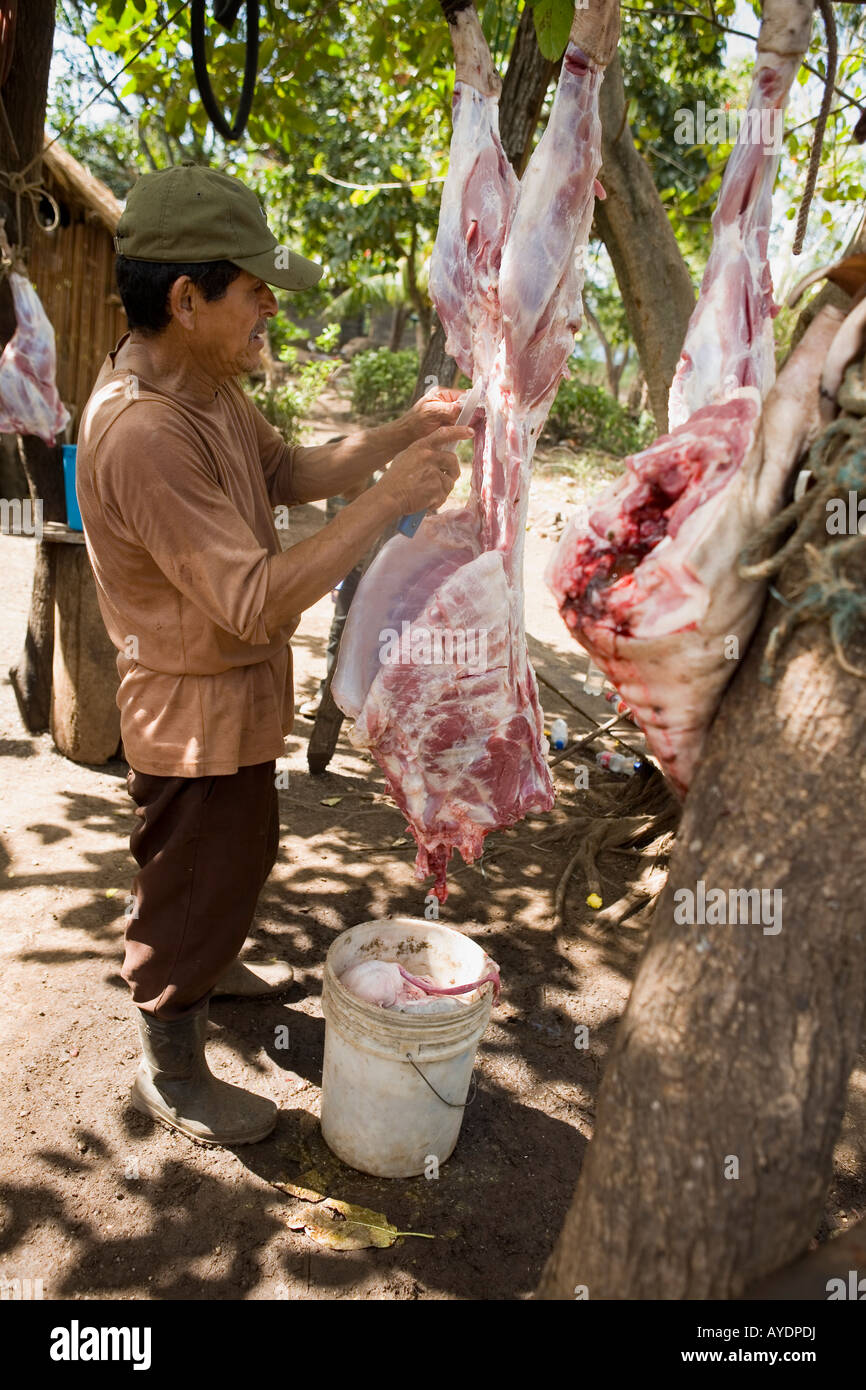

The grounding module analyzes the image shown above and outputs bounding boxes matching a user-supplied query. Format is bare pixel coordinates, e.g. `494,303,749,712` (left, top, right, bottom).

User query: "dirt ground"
1,397,864,1301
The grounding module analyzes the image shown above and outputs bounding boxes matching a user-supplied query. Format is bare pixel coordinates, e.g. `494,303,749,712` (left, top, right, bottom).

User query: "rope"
793,0,837,257
0,164,60,249
738,385,866,682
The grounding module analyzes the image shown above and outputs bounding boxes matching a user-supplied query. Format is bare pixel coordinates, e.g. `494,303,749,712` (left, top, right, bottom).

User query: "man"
76,165,471,1147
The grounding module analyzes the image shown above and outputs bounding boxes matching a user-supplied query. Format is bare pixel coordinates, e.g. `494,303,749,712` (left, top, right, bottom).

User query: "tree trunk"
413,2,558,402
583,303,628,400
538,423,866,1300
0,0,55,322
412,310,460,404
610,345,628,401
594,54,695,432
388,301,408,352
627,369,648,418
2,0,62,734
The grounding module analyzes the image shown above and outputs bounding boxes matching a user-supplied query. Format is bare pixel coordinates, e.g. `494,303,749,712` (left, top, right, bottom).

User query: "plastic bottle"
604,690,633,718
550,717,568,750
583,661,606,697
596,750,638,776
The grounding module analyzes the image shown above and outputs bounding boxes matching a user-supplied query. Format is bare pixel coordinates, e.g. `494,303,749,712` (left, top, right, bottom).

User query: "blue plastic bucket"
62,445,83,531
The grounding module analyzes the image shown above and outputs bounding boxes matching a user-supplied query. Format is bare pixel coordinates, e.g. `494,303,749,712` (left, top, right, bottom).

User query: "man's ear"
168,275,197,329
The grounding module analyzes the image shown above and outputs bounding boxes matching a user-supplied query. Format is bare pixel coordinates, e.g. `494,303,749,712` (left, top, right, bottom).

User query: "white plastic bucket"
321,916,498,1178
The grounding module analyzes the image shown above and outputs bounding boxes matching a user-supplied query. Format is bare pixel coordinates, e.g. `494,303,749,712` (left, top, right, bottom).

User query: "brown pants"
123,760,279,1020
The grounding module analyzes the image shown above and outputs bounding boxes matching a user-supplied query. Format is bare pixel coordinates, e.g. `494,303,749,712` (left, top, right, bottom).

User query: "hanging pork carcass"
546,0,828,795
333,0,620,898
0,260,69,446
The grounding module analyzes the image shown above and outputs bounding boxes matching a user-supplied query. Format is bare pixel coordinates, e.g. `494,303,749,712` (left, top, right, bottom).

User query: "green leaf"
415,28,445,72
533,0,573,62
165,98,190,137
291,113,319,136
369,27,387,66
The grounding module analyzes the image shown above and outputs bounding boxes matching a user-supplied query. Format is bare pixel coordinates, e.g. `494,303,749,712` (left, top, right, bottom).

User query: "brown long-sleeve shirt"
76,336,302,777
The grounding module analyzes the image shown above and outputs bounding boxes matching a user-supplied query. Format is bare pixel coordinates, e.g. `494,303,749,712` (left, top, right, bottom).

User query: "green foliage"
617,1,730,270
529,0,574,61
349,348,419,418
266,311,305,362
547,378,654,458
315,323,341,354
264,315,340,368
249,359,334,443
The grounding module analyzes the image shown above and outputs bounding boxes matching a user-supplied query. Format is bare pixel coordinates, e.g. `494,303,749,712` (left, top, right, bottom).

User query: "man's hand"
285,388,471,506
400,387,466,441
376,424,473,517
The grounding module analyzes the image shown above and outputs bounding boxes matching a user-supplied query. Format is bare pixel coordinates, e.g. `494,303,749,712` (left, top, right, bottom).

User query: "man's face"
186,269,279,379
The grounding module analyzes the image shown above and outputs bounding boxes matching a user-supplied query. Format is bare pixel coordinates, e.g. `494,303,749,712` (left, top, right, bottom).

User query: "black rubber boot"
130,1005,277,1146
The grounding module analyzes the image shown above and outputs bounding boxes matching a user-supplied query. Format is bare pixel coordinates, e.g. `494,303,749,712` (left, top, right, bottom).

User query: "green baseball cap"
114,164,324,291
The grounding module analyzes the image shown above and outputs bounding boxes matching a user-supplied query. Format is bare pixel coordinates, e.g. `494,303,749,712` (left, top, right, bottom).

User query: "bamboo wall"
28,184,127,440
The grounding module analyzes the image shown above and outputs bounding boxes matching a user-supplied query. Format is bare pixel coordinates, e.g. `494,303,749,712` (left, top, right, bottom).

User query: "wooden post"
49,536,121,765
7,435,66,731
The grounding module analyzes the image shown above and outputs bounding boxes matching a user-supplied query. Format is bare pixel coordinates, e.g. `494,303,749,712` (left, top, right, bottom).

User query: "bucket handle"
406,1054,477,1110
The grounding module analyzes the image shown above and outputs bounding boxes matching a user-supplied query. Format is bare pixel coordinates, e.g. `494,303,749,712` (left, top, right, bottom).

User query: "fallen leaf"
289,1199,398,1249
390,837,408,847
274,1169,329,1203
105,888,118,898
320,797,342,807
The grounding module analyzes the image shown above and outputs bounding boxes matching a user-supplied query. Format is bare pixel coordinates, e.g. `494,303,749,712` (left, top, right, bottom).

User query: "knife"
396,378,485,539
